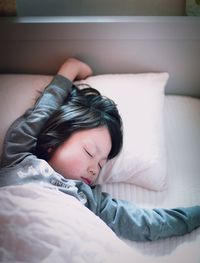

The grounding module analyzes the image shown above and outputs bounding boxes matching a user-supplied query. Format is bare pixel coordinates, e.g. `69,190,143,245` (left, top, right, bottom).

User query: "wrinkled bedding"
0,184,200,263
0,184,136,263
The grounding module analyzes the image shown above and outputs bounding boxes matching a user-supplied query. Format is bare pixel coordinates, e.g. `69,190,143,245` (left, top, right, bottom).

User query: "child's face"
48,126,111,185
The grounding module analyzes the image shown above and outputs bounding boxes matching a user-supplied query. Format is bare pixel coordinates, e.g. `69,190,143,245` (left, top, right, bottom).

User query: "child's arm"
98,193,200,241
1,58,92,168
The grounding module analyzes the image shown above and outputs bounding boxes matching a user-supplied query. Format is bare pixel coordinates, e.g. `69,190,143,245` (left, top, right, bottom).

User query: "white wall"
16,0,186,16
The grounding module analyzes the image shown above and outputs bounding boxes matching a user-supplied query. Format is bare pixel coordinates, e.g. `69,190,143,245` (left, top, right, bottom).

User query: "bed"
0,16,200,263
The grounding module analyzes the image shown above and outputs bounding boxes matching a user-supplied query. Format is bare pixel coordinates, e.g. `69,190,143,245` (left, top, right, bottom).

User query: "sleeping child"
0,58,199,241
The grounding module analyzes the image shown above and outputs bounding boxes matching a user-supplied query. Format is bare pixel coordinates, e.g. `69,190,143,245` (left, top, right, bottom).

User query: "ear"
47,147,53,153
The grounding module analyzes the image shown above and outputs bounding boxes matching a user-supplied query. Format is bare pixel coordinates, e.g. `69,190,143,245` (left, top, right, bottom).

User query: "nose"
88,169,95,177
88,167,98,178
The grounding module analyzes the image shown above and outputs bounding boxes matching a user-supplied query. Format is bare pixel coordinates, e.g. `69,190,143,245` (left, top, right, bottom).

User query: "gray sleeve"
98,192,200,241
1,74,73,168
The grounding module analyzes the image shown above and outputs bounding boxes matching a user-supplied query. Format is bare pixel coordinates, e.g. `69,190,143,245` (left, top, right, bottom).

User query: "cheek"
62,163,78,179
62,158,88,180
50,150,87,179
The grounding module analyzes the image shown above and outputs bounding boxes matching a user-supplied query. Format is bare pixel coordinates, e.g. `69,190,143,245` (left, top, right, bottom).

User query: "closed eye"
84,148,103,170
84,148,93,157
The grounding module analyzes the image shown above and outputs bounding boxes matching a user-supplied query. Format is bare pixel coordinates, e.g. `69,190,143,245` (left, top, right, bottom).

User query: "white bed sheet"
102,95,200,259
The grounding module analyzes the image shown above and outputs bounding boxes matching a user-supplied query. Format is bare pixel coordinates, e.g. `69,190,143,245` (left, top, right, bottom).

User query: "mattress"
102,95,200,257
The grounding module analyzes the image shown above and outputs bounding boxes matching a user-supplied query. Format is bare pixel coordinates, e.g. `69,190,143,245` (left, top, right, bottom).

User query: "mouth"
81,177,92,185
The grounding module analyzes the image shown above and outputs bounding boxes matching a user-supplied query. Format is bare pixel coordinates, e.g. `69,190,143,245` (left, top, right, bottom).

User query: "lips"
81,177,92,185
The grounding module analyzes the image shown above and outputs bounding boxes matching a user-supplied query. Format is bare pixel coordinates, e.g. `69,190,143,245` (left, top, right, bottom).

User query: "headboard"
0,16,200,97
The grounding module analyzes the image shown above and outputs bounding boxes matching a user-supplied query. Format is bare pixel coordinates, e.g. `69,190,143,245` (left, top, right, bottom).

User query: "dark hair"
36,84,123,161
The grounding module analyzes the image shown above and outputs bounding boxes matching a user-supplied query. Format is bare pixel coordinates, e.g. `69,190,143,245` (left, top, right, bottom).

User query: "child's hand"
58,58,93,81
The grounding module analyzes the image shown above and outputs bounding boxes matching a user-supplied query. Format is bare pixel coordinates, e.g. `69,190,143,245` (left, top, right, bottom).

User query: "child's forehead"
82,137,94,144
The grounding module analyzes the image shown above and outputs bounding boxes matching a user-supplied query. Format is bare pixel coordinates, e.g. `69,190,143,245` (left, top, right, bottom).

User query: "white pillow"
0,73,169,191
78,73,169,191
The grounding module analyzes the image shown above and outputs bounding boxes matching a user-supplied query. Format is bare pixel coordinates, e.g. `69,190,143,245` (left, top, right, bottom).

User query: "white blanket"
0,184,200,263
0,184,136,263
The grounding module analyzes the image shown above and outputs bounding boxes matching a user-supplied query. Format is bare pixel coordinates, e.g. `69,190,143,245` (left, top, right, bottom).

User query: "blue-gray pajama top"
0,75,199,242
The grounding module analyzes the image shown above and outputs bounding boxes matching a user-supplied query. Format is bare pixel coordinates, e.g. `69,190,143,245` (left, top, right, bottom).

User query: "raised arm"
98,192,200,241
1,58,93,168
